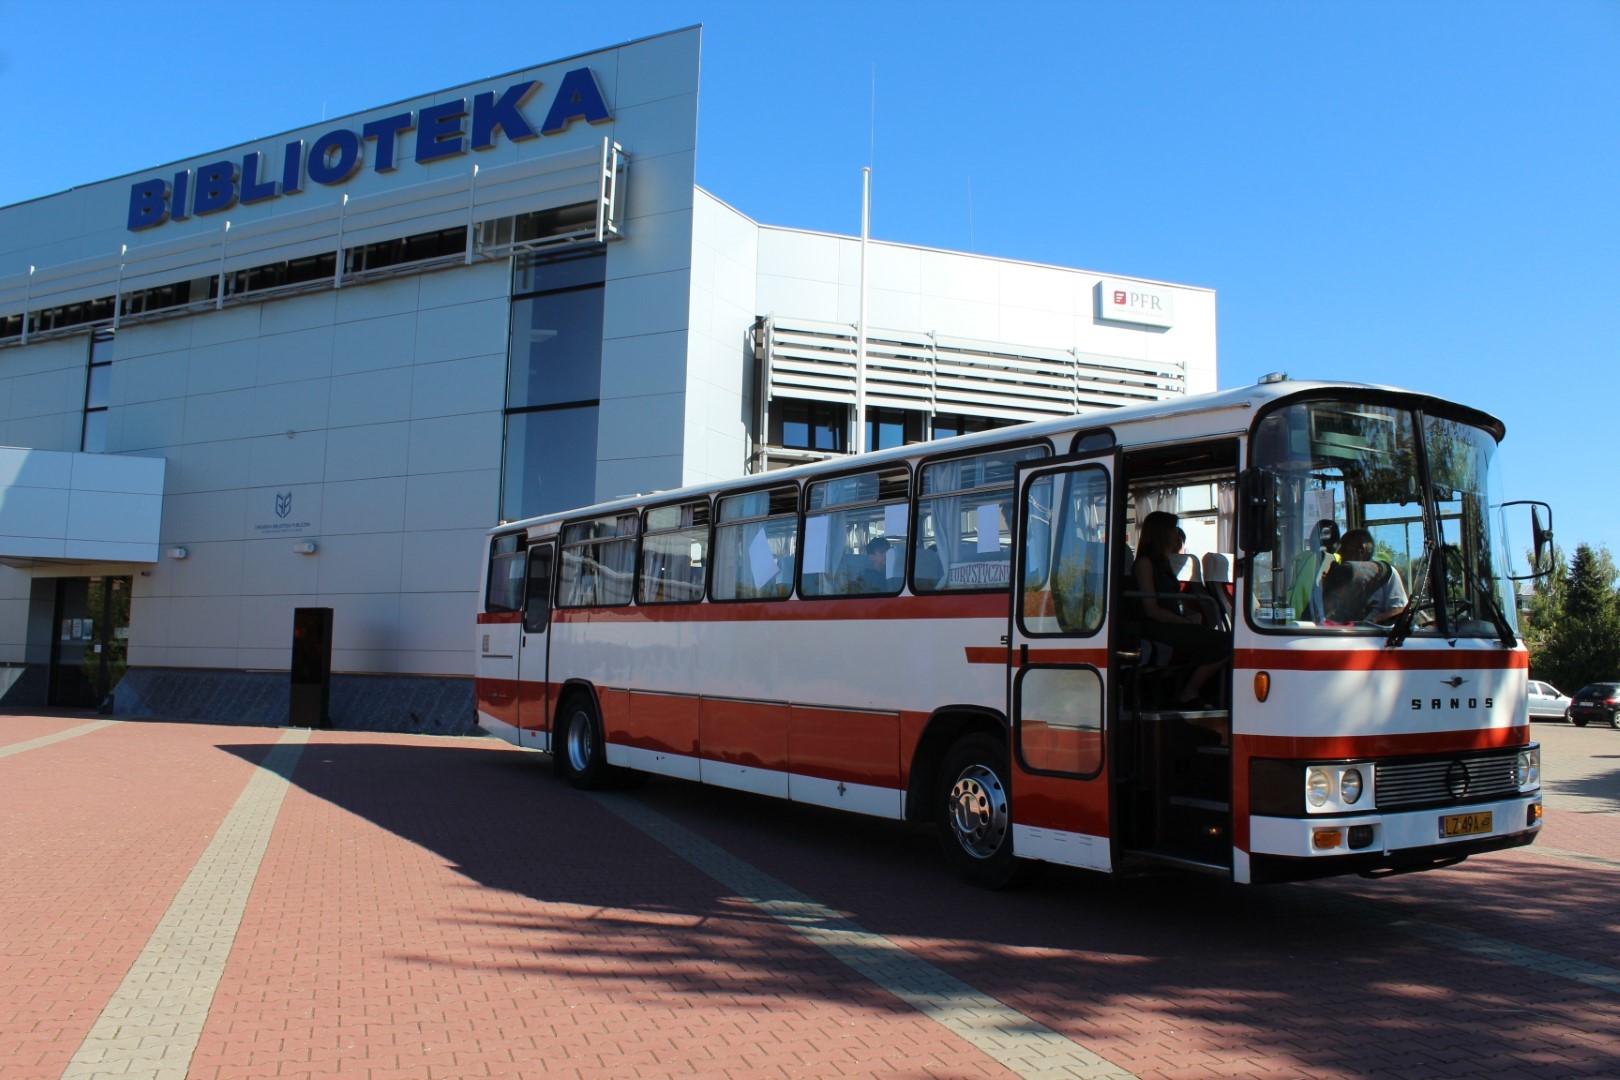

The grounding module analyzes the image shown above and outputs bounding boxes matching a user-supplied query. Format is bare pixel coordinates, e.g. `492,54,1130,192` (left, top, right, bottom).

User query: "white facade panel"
257,326,335,386
400,529,483,593
167,439,252,494
316,533,404,595
324,423,409,483
410,354,505,420
414,297,510,365
406,414,503,477
319,477,407,536
188,308,260,350
332,313,418,376
403,470,499,533
240,539,320,596
114,351,188,406
329,369,413,428
247,430,328,488
186,340,259,396
602,269,693,340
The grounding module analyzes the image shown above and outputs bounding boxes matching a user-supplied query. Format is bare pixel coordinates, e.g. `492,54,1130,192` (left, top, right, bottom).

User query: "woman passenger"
1131,510,1231,709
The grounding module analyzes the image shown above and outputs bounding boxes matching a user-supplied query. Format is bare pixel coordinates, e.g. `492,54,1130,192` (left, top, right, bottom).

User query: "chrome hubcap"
566,712,594,772
948,764,1008,859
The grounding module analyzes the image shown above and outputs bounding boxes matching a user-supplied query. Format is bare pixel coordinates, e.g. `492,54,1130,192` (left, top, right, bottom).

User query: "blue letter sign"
124,71,610,231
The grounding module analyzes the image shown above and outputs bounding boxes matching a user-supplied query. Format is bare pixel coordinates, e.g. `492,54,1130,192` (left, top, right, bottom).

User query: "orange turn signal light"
1312,828,1344,850
1254,671,1271,702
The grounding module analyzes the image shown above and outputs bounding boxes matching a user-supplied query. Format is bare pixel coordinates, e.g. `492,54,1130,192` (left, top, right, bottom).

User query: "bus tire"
936,733,1030,889
556,695,612,790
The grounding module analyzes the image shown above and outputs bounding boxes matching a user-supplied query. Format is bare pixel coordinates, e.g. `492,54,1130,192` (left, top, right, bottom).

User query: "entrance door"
1008,453,1116,872
50,576,132,708
517,540,554,750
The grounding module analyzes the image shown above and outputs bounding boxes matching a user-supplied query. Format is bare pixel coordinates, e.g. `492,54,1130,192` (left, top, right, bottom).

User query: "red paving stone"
1,712,1617,1079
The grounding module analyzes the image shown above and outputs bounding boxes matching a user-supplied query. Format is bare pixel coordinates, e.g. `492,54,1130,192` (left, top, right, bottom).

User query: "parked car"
1567,683,1620,728
1527,680,1572,720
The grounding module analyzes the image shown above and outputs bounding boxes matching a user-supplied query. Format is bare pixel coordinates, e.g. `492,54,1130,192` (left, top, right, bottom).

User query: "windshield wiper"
1385,540,1433,648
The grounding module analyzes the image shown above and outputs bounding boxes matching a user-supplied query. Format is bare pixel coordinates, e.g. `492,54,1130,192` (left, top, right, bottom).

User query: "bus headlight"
1514,747,1540,791
1341,767,1363,805
1303,763,1374,813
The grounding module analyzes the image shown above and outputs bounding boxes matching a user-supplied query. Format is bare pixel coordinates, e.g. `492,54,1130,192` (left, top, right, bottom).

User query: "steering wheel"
1411,598,1473,629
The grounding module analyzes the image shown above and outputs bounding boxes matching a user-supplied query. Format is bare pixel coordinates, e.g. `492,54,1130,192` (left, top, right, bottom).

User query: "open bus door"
1007,451,1118,873
517,538,555,751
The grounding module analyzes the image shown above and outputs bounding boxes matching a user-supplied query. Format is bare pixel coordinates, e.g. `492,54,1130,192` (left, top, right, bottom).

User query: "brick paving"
1,711,1617,1079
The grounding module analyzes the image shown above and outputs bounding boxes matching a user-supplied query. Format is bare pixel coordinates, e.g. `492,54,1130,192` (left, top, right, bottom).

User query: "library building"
0,26,1216,731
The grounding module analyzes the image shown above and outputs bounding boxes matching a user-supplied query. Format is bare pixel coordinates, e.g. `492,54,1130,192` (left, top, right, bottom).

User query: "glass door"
49,576,132,708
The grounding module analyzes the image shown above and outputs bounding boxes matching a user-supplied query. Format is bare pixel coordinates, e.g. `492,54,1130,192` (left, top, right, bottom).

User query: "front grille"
1376,752,1520,810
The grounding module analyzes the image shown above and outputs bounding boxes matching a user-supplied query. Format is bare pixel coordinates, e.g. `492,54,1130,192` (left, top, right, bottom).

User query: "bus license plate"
1439,811,1492,839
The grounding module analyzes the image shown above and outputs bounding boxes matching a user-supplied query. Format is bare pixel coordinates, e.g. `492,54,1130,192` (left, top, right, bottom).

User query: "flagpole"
855,165,870,455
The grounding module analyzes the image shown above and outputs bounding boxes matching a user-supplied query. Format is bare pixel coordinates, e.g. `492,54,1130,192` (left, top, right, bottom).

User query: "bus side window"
712,485,798,601
524,546,553,633
914,443,1048,592
486,533,526,612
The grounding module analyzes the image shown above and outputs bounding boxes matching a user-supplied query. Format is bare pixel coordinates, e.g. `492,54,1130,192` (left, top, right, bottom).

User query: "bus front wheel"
936,734,1030,889
556,696,612,790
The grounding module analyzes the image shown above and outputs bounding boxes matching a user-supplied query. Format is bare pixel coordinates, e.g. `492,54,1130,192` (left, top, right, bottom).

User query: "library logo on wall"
252,487,316,537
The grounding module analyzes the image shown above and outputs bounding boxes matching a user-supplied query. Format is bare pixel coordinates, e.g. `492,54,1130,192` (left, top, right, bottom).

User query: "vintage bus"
475,378,1550,885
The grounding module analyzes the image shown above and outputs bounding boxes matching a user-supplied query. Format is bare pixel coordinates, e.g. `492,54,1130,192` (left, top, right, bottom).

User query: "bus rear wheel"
936,733,1030,889
556,695,612,789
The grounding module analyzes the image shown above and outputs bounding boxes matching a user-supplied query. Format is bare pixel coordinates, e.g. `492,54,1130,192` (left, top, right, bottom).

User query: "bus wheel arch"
553,683,612,789
906,707,1007,824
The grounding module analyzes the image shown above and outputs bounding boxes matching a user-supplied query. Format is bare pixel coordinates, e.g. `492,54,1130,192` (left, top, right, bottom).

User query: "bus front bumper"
1245,793,1542,884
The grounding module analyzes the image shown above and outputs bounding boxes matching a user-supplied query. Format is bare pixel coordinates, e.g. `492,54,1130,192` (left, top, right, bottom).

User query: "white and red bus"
476,378,1550,885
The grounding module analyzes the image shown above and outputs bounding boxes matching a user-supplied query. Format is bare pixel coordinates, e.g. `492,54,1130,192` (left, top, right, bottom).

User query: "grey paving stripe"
0,719,117,759
1525,844,1620,873
1307,889,1620,996
61,729,309,1080
594,791,1137,1080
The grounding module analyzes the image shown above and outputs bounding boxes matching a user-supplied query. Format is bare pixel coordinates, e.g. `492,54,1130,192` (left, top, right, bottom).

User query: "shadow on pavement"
219,735,1620,1078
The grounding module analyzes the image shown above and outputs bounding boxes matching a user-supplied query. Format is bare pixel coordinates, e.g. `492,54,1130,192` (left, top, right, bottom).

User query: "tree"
1527,543,1620,692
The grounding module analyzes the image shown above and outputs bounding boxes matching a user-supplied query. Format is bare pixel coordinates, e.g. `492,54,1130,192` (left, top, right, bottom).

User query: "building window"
866,407,923,451
776,400,846,453
932,412,1015,441
500,250,607,521
81,331,113,453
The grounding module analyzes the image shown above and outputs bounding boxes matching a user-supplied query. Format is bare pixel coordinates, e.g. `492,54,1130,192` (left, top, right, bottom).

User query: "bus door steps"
1167,795,1229,813
1120,849,1231,877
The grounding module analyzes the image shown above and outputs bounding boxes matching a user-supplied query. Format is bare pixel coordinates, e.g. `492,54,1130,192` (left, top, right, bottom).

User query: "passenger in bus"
1322,528,1408,625
852,535,897,593
1130,510,1230,709
1286,518,1341,621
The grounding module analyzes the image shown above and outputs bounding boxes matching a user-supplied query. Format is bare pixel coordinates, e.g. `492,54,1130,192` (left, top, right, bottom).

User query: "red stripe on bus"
1234,648,1528,672
476,611,523,625
1235,725,1530,762
475,677,521,726
972,647,1110,667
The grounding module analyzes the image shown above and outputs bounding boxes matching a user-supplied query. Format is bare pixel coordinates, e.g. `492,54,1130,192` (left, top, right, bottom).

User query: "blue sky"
2,1,1616,567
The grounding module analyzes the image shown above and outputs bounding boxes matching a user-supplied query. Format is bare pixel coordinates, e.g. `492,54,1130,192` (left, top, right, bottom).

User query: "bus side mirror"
1501,500,1554,580
1239,468,1278,555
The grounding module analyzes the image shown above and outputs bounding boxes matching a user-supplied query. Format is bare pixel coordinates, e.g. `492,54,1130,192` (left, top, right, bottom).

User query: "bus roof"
487,378,1505,536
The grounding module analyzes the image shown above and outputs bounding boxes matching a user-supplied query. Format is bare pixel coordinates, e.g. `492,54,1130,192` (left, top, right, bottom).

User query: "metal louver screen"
758,315,1186,423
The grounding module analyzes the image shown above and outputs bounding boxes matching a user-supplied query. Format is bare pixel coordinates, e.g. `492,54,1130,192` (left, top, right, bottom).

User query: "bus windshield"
1249,398,1515,641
